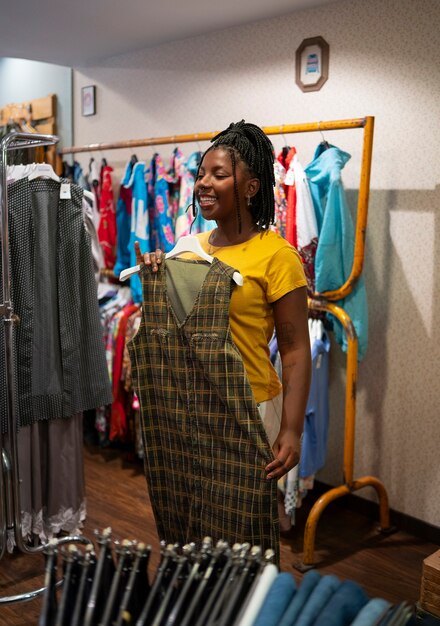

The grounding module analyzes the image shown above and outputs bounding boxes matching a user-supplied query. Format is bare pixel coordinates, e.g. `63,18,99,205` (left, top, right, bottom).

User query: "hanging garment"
110,303,139,442
82,195,104,284
98,164,117,269
277,147,297,245
0,178,112,431
174,151,201,238
292,154,319,293
72,160,88,189
167,147,186,230
6,165,103,284
126,161,149,303
113,160,134,277
127,257,279,562
273,159,288,238
16,413,85,551
305,145,369,360
146,153,175,253
299,320,330,478
87,157,101,206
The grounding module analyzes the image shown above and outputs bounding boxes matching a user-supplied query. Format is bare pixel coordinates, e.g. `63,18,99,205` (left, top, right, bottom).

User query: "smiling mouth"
198,195,218,207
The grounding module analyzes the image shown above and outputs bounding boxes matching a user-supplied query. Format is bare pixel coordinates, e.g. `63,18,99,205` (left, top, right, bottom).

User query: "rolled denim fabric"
349,598,392,626
313,579,369,626
294,574,341,626
278,570,322,626
253,572,297,626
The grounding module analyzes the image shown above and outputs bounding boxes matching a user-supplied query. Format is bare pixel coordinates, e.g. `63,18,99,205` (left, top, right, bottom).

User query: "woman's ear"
247,178,260,199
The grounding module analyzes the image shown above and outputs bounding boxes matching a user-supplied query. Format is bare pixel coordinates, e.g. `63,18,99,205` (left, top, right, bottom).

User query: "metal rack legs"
293,299,393,571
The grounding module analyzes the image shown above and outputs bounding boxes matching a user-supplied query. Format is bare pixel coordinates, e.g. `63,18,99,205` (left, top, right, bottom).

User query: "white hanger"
27,163,60,182
119,235,244,285
83,189,95,202
166,235,213,263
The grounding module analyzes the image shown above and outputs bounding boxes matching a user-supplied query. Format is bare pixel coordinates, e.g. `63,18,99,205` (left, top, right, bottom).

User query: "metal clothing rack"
0,131,90,604
61,117,392,568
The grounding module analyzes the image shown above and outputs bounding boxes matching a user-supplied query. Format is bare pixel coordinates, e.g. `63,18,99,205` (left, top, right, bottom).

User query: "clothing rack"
0,131,90,604
61,117,391,568
38,532,414,626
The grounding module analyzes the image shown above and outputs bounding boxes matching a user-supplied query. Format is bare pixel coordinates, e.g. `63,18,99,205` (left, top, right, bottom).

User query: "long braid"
190,120,276,231
230,149,242,233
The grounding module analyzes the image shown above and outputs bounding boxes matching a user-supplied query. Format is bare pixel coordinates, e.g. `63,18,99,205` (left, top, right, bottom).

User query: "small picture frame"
295,37,329,93
81,85,96,116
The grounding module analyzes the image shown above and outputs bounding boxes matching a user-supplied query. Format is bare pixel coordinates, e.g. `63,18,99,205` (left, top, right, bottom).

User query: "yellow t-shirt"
195,230,307,403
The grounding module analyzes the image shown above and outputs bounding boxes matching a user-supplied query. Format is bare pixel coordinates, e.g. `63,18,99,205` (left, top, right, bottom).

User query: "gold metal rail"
299,299,391,568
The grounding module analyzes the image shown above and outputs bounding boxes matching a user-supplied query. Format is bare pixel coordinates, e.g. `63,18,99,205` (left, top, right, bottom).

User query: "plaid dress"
127,257,279,562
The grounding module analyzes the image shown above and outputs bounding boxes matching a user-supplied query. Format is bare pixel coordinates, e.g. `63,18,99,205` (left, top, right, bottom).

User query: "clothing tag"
37,164,54,174
284,168,295,186
316,354,322,370
60,183,71,200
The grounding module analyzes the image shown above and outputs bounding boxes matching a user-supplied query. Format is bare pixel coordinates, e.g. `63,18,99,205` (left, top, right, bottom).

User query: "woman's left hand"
265,430,301,480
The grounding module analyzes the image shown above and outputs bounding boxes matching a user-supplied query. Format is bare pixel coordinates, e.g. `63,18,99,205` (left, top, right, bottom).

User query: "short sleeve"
265,246,307,303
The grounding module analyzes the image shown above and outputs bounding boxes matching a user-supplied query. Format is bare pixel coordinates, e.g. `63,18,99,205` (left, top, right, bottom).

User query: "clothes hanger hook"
279,125,288,147
318,120,326,143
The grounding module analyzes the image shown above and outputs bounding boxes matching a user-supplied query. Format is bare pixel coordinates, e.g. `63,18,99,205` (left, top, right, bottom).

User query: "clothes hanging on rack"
126,160,149,303
300,319,330,479
127,258,279,562
273,158,288,239
82,190,104,284
272,319,330,527
168,146,186,230
146,153,176,253
0,177,111,430
277,147,297,245
0,172,112,548
113,160,134,277
175,150,201,238
16,413,85,551
95,285,134,445
98,163,117,269
109,302,139,442
305,144,369,359
291,153,319,293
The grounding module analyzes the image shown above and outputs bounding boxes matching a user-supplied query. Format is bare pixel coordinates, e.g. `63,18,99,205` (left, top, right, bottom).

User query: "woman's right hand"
134,241,163,272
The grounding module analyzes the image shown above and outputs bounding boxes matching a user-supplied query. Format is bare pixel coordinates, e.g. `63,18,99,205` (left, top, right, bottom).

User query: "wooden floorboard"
0,444,438,625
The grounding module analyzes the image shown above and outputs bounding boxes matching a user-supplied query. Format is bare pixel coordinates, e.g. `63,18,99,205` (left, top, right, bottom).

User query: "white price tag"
60,183,71,200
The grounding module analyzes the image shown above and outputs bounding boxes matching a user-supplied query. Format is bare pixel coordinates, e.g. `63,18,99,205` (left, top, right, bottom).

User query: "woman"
132,120,311,560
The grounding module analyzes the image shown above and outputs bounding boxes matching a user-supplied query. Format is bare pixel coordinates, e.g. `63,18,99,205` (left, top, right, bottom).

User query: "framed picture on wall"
81,85,96,116
295,37,329,92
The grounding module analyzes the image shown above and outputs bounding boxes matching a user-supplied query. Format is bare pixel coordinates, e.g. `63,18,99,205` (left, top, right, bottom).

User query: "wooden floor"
0,444,438,626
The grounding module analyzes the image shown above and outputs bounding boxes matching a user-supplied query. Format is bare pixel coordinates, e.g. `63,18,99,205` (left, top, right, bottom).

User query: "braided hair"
191,120,276,232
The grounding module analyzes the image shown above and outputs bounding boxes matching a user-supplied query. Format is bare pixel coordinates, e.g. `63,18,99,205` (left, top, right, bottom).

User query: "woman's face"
194,148,256,224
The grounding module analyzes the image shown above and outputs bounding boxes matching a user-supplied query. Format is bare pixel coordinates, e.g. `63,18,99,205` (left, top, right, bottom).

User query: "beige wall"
74,0,440,526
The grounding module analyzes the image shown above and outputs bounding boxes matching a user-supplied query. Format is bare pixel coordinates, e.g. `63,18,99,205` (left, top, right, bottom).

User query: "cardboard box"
420,550,440,618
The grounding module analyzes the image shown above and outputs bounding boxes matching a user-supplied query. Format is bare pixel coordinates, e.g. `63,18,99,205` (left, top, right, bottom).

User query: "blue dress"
113,160,134,277
305,145,368,360
126,161,149,303
147,154,175,253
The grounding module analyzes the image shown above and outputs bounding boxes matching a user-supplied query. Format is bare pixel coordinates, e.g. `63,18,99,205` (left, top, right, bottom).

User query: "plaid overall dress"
128,257,279,561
